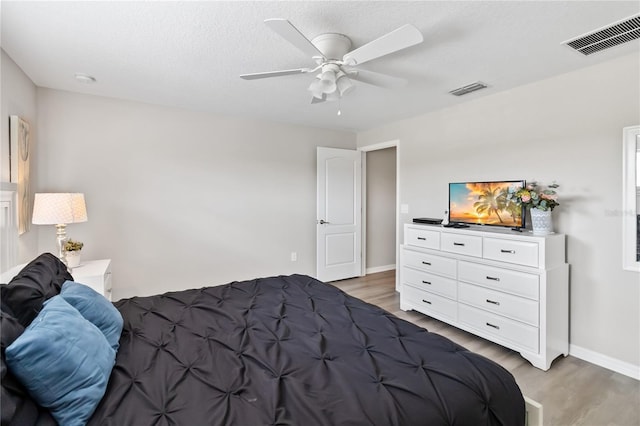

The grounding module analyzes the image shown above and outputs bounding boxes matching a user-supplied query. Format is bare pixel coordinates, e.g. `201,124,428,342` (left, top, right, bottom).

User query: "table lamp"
32,193,88,264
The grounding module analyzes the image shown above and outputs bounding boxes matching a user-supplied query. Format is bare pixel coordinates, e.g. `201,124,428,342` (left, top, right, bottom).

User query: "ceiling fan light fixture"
320,79,337,94
336,75,354,96
308,79,325,99
320,69,337,84
309,69,339,96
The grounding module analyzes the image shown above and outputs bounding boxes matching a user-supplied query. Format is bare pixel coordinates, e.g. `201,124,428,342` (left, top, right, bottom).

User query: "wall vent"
563,14,640,55
449,81,488,96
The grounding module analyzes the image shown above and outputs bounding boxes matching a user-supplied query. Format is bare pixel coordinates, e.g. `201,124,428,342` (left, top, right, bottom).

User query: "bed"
1,253,525,425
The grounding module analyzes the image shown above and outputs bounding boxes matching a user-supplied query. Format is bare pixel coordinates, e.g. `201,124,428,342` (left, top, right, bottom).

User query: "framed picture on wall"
9,115,31,235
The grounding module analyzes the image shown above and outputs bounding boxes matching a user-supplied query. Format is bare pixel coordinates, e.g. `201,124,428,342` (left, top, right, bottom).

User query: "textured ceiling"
2,1,639,132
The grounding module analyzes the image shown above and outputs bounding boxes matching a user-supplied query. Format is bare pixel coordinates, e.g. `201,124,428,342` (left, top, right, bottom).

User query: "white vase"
65,251,82,268
530,208,553,235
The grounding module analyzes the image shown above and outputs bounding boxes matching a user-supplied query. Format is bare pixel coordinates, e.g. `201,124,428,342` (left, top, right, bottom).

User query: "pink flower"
521,194,531,202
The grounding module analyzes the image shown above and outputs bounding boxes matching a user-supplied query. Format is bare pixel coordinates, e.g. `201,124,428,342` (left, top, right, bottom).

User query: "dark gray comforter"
92,274,524,425
2,261,524,425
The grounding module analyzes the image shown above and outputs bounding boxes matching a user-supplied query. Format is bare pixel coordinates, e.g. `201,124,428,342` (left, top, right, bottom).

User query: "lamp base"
55,224,68,266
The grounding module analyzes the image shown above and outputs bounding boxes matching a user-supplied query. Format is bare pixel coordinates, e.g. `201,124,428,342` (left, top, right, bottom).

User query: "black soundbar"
412,218,443,225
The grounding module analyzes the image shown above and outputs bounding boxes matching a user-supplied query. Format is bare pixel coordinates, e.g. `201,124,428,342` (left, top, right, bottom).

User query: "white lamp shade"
308,79,325,99
336,75,354,96
320,79,337,94
320,70,337,84
32,193,88,225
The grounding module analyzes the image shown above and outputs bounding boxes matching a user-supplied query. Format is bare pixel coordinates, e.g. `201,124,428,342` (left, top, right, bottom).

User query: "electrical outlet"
290,252,297,262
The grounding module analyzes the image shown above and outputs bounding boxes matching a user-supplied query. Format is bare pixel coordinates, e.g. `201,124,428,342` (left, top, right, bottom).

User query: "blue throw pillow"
61,281,123,351
5,296,115,426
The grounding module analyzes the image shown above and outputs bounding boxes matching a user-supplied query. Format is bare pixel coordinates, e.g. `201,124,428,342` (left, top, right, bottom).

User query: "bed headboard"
1,183,18,274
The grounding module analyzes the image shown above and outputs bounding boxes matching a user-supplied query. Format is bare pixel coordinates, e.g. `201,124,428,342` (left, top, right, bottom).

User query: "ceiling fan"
240,19,424,104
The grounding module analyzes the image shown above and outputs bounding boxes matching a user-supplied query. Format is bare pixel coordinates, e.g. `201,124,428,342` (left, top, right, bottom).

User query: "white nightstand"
70,259,112,301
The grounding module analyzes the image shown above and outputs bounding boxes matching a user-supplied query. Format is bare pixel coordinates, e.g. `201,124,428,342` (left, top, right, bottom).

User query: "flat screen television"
449,180,525,228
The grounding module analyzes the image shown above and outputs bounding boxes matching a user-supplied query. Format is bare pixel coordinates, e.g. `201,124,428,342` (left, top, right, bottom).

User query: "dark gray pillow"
2,253,73,327
1,309,40,426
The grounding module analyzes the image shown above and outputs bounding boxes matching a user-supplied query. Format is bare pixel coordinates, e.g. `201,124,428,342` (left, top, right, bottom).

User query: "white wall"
366,147,396,271
1,50,39,265
357,52,640,369
36,89,356,299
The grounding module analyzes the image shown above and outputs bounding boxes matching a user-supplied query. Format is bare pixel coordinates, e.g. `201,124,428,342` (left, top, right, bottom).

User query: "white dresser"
400,223,569,370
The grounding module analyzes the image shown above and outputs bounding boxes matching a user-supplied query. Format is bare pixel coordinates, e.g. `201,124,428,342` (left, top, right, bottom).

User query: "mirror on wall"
622,125,640,272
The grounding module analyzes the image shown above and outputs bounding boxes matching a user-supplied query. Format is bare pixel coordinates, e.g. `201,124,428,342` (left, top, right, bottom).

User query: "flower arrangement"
64,239,84,252
508,181,560,211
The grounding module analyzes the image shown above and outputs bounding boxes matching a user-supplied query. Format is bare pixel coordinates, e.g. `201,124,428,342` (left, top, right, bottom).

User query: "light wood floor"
331,270,640,426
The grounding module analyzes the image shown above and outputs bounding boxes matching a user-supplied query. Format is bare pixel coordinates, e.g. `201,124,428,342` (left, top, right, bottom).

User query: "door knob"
318,219,330,224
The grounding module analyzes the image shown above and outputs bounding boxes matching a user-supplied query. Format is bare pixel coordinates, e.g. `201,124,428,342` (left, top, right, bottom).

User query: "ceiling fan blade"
265,19,325,59
342,24,423,66
346,69,407,89
240,68,311,80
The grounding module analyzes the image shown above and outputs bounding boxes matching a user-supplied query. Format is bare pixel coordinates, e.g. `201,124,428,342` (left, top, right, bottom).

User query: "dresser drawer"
458,261,539,300
458,304,539,353
405,227,440,250
458,282,538,326
402,249,456,278
402,284,457,322
441,233,482,257
403,267,457,299
483,238,539,267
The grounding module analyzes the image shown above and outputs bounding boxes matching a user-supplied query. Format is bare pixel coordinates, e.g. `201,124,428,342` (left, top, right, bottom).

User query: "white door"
316,147,362,282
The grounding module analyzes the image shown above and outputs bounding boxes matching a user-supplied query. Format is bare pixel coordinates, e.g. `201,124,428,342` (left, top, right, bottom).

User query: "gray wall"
1,50,39,264
366,147,396,271
35,89,356,299
357,52,640,369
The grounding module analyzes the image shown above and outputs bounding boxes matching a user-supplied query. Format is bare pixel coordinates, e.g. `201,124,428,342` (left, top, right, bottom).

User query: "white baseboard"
569,344,640,380
366,264,396,274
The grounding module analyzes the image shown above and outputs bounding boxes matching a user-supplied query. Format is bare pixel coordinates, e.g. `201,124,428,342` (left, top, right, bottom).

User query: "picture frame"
9,115,31,235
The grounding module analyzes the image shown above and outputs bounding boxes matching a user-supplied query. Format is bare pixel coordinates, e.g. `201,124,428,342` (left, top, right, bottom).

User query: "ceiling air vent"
563,14,640,55
449,81,488,96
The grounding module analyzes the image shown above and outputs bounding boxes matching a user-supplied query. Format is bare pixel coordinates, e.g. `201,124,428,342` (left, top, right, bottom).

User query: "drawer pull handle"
486,299,500,305
500,249,515,254
486,322,500,330
422,299,432,305
486,276,500,281
422,261,431,266
422,280,431,285
417,237,426,241
453,242,465,246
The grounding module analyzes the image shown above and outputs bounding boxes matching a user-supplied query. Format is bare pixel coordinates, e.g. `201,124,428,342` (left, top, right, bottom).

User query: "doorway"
315,141,400,286
360,140,399,289
365,147,397,273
